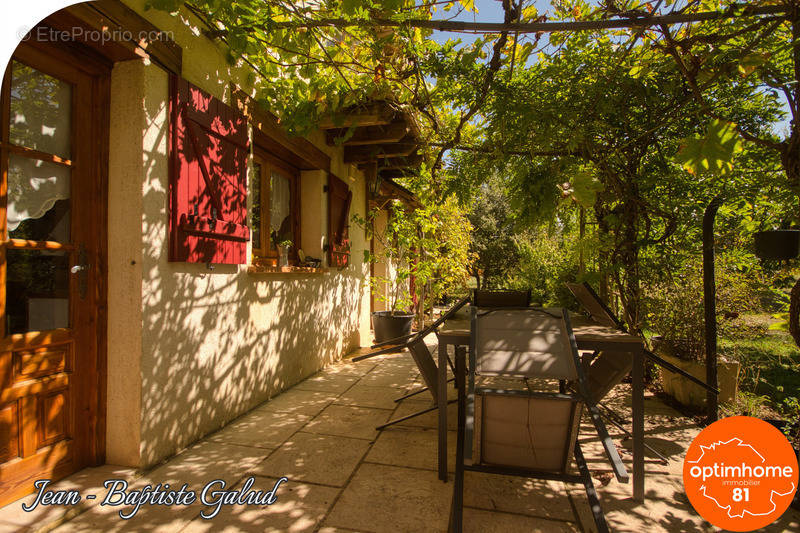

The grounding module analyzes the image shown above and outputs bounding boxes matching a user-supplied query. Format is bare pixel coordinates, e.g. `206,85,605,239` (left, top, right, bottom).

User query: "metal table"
437,312,647,501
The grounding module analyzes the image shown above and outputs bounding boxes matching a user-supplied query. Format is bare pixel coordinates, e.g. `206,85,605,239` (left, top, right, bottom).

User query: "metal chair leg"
395,378,455,402
451,349,466,533
574,444,610,533
376,399,458,431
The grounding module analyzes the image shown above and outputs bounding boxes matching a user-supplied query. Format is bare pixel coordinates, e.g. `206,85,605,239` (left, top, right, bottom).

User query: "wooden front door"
0,41,108,506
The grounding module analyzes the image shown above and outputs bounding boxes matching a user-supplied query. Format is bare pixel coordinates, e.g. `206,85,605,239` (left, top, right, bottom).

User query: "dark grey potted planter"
372,311,414,343
754,230,800,260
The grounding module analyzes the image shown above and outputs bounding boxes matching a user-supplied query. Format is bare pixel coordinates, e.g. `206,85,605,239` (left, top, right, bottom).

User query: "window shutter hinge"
323,185,328,193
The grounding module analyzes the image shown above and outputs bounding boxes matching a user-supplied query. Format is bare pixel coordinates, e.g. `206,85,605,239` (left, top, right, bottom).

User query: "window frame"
251,148,301,264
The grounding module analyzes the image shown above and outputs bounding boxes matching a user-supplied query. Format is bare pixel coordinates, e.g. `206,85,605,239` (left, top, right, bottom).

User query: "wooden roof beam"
318,104,396,129
379,153,423,170
326,120,410,146
344,138,418,163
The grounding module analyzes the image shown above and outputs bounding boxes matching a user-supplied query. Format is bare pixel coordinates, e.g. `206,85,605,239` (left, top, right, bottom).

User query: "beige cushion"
479,393,582,472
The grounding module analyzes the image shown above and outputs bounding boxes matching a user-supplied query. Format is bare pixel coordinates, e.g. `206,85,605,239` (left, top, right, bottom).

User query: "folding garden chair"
450,306,628,533
565,281,720,395
565,282,720,463
352,296,470,429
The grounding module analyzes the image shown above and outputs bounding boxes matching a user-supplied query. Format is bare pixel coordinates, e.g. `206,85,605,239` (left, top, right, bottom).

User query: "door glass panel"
251,163,262,250
9,61,72,159
7,154,71,242
6,249,70,334
270,171,291,251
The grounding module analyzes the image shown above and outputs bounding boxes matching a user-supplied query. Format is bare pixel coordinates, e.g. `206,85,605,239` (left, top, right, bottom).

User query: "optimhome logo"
683,417,798,532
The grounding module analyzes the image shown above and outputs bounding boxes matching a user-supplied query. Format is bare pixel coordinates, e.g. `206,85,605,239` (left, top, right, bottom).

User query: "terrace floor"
2,348,799,533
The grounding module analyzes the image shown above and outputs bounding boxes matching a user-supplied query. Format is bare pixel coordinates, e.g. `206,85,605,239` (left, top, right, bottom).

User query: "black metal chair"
450,306,627,533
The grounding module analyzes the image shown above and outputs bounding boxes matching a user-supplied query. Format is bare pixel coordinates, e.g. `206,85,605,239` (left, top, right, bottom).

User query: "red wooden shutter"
169,75,250,264
328,174,352,268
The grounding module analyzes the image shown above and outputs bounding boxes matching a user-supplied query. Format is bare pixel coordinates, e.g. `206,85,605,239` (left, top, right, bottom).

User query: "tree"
445,2,783,331
467,179,522,288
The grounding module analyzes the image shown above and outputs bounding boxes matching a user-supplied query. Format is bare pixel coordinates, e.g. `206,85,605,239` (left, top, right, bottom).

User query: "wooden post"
703,196,723,424
579,206,586,275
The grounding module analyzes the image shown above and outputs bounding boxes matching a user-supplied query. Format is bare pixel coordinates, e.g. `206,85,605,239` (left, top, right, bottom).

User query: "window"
251,151,300,263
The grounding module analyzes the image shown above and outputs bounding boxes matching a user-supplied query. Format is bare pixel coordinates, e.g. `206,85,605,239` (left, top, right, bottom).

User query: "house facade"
0,0,418,505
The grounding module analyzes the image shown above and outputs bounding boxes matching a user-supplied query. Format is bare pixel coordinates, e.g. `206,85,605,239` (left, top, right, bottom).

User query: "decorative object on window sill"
277,240,292,267
297,249,322,268
247,265,326,275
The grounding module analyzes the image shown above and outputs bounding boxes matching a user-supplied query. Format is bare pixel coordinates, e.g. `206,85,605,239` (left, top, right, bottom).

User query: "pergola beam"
318,103,397,129
344,138,418,163
326,121,411,146
212,4,788,37
379,153,423,169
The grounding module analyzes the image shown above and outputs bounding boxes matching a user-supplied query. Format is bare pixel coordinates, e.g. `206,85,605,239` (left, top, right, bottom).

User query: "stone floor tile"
139,440,268,489
462,472,577,521
365,427,456,472
255,389,338,418
324,463,452,533
50,497,200,533
179,477,339,533
389,398,458,430
304,405,390,441
462,507,580,533
293,373,360,394
207,409,311,449
319,360,377,377
357,372,418,389
318,527,366,533
254,432,371,487
333,384,405,410
0,465,137,531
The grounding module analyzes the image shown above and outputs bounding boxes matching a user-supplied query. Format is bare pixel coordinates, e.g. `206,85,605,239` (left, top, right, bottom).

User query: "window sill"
247,265,327,275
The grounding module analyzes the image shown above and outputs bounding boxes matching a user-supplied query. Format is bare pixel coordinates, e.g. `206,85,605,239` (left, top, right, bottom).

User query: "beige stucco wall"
106,0,372,467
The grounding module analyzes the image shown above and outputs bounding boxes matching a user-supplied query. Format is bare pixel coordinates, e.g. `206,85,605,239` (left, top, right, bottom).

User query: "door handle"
71,245,90,299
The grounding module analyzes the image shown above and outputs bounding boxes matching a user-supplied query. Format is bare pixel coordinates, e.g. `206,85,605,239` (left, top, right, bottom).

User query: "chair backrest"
565,282,623,329
583,351,634,404
407,338,440,404
471,307,579,380
478,390,583,473
473,289,531,308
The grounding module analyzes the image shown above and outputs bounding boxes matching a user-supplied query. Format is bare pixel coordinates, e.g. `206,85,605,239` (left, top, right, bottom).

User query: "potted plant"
647,267,740,408
754,229,800,260
354,193,474,343
353,203,416,343
277,239,292,267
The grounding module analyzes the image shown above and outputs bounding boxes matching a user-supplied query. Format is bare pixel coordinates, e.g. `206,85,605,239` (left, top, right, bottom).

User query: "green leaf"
571,171,604,208
341,0,361,15
459,0,476,12
628,65,646,79
521,5,538,20
675,119,743,176
737,53,767,77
